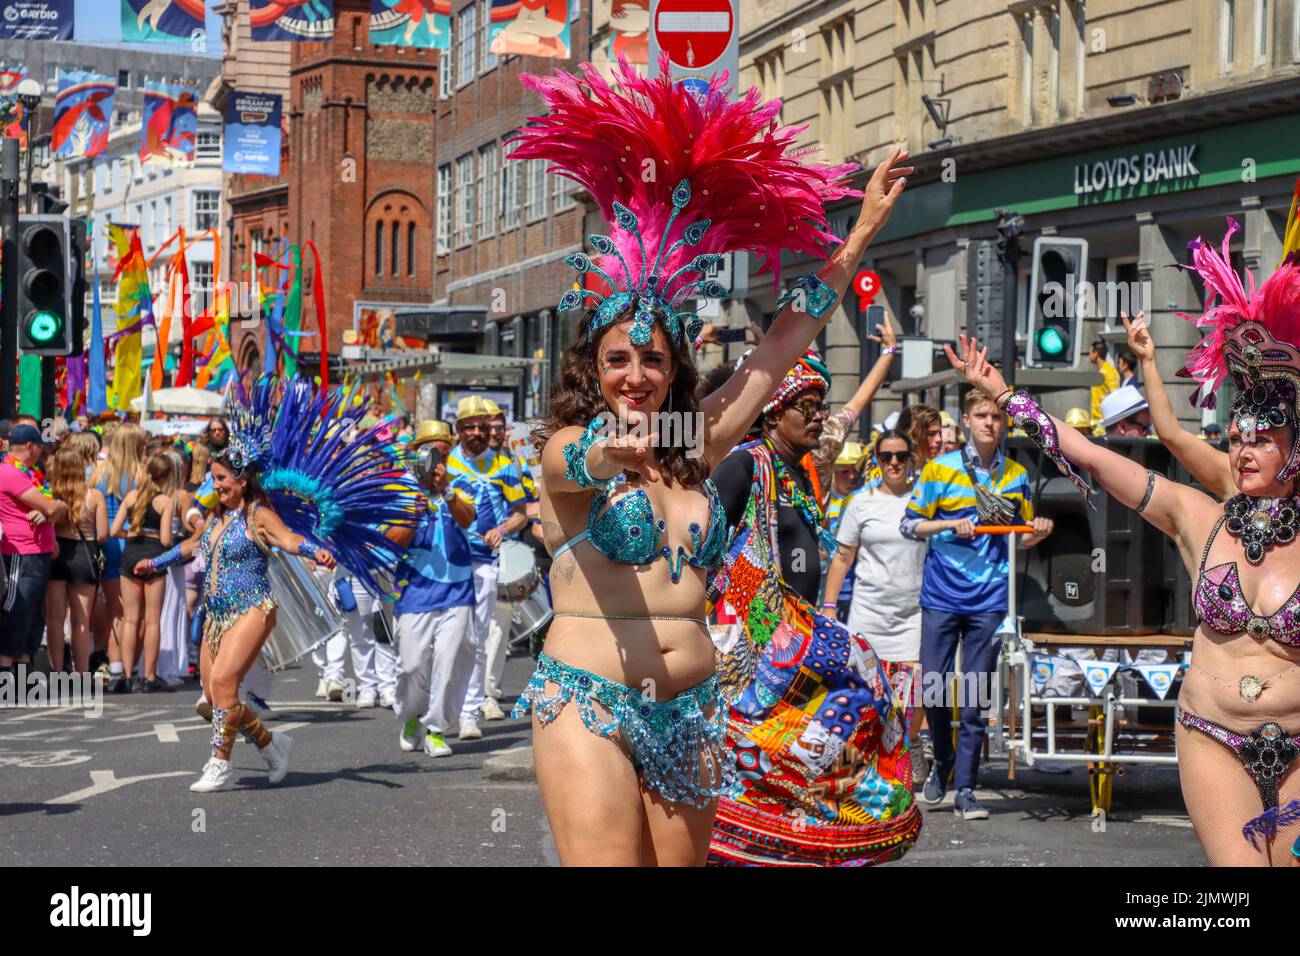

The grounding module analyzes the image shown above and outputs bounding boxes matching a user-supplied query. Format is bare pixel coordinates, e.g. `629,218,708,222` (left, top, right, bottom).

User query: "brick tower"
287,0,438,367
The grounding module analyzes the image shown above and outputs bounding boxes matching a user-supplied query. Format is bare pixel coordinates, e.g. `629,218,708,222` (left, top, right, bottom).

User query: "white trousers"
240,653,274,701
460,561,498,721
312,630,348,682
393,605,474,733
341,583,398,695
484,601,513,699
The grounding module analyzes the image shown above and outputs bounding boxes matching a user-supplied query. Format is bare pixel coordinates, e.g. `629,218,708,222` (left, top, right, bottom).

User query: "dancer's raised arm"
700,151,912,465
1122,310,1232,499
943,335,1216,552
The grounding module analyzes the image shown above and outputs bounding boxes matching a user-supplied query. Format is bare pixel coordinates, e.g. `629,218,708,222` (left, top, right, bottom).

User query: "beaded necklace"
764,440,837,551
4,454,53,499
1224,493,1300,565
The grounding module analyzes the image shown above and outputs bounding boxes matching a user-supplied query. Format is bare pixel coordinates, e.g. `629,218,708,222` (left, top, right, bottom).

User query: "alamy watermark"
0,665,103,718
1040,275,1153,321
595,408,706,460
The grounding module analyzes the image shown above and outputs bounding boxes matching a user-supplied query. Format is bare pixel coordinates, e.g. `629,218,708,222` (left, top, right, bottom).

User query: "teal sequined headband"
557,179,728,350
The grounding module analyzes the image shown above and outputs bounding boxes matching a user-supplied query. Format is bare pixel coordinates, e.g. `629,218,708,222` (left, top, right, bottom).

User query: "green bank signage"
875,111,1300,242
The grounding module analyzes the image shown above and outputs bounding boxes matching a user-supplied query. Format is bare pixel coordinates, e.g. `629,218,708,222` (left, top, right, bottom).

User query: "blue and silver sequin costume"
157,506,275,653
512,416,737,807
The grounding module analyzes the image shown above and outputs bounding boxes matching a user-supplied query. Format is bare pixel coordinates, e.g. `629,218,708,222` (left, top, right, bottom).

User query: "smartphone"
866,304,886,326
715,327,749,343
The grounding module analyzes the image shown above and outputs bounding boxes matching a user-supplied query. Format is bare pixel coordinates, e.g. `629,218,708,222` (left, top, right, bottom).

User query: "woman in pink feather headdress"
946,214,1300,866
507,56,911,866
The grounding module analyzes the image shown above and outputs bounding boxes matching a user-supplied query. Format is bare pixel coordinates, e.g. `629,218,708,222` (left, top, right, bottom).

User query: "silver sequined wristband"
1135,469,1158,514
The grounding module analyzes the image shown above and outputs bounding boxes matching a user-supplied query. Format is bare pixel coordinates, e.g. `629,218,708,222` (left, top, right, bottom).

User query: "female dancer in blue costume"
946,215,1300,865
507,56,910,865
143,378,419,793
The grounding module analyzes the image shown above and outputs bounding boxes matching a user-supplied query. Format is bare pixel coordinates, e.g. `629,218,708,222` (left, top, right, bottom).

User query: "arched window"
407,222,416,277
391,221,399,276
374,220,383,276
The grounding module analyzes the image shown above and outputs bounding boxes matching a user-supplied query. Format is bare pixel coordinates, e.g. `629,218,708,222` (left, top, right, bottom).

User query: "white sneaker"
326,678,345,702
423,730,453,757
314,679,328,699
480,697,505,721
379,689,396,709
399,717,422,752
195,695,213,721
458,716,483,740
190,758,233,793
261,731,294,785
356,689,378,709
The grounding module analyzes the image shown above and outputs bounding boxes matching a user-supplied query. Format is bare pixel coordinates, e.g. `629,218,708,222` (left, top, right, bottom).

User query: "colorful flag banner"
369,0,449,48
139,81,199,164
223,91,282,175
121,0,205,43
1133,663,1182,701
1029,654,1057,693
250,0,335,42
0,0,74,40
88,248,107,414
108,224,154,411
0,66,30,147
488,0,572,59
51,71,116,159
1080,659,1122,697
609,0,648,64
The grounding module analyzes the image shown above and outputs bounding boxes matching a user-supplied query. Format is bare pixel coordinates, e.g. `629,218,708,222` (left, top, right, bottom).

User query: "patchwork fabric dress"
706,443,921,866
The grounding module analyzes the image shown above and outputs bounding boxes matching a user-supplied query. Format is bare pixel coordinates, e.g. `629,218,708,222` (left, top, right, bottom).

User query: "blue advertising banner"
223,90,282,176
0,0,74,40
369,0,449,49
52,70,116,159
121,0,205,44
250,0,334,42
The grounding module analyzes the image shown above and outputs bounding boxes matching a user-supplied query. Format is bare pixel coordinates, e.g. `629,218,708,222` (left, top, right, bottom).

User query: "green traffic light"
1037,327,1066,356
27,310,63,343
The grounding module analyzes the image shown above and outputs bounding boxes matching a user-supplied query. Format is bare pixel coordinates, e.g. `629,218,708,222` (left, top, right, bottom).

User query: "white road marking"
0,706,85,722
46,769,193,805
155,723,179,743
1130,814,1194,828
117,708,171,722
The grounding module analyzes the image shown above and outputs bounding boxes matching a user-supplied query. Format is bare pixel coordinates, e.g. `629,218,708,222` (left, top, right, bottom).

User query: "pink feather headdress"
1179,217,1300,476
507,54,860,349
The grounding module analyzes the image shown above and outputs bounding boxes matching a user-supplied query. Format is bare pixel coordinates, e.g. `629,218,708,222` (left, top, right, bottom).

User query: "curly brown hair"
534,302,709,487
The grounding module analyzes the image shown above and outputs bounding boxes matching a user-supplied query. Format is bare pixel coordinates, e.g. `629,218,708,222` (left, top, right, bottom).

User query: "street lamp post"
16,78,41,214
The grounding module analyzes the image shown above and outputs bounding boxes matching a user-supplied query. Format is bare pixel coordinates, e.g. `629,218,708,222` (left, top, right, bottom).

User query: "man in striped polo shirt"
901,390,1053,820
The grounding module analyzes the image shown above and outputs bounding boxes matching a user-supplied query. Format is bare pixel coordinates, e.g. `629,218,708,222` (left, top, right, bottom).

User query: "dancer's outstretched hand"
603,431,661,483
313,549,336,571
855,148,912,236
1121,311,1154,364
942,334,1010,400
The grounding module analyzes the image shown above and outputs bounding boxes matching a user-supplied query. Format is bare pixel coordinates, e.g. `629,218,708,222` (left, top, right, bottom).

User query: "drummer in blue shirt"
388,420,478,758
445,397,528,739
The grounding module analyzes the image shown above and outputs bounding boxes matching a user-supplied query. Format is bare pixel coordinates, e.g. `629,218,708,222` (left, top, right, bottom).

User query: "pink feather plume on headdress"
508,54,860,298
1178,218,1300,404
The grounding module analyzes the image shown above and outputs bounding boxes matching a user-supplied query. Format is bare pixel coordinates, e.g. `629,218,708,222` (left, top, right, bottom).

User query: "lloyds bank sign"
1072,145,1200,194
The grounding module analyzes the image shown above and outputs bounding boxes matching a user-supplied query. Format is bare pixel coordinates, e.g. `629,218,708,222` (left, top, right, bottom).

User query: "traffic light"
1027,236,1089,368
16,214,74,356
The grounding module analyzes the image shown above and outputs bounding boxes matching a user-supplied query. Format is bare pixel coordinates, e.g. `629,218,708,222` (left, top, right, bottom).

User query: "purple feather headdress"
1179,218,1300,478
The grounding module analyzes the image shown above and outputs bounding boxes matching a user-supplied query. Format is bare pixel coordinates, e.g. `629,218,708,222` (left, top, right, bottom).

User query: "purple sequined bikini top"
1194,514,1300,646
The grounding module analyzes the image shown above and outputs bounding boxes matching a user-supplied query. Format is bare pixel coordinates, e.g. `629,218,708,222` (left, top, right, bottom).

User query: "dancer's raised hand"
942,334,1010,401
855,148,912,236
1121,311,1154,364
603,431,661,483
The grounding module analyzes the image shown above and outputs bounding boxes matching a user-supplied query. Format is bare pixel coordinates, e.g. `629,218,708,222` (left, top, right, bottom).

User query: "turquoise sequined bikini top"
551,478,730,582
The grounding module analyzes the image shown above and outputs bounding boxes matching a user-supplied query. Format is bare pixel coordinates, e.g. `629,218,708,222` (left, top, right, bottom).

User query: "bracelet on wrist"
880,345,899,356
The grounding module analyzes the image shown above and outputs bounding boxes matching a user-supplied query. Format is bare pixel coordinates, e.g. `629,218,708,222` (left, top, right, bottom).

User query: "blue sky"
70,0,223,57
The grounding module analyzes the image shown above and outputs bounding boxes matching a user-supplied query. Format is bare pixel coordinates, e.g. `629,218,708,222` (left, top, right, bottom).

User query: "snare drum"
497,539,540,601
261,551,346,672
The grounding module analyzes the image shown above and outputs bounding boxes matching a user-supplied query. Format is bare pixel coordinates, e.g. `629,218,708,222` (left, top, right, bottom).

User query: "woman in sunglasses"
822,428,929,785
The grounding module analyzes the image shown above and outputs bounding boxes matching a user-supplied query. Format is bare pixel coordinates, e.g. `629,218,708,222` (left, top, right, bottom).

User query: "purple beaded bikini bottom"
1179,709,1300,848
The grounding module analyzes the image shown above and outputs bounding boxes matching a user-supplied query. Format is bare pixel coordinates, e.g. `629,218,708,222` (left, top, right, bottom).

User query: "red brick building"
429,0,592,416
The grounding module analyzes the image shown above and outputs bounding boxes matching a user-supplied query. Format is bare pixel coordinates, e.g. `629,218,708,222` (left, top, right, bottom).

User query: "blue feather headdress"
224,376,422,596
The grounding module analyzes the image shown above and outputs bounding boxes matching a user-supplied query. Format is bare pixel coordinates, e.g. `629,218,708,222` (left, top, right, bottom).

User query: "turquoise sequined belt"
512,654,736,809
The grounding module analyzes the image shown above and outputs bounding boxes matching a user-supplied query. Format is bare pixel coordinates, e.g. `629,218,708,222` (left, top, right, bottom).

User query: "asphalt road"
1,655,1204,867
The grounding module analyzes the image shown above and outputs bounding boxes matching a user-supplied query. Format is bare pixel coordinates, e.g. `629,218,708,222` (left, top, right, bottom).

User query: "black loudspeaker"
1006,436,1170,635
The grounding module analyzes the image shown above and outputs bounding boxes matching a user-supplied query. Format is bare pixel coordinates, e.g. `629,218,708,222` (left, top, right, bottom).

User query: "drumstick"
972,525,1035,535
